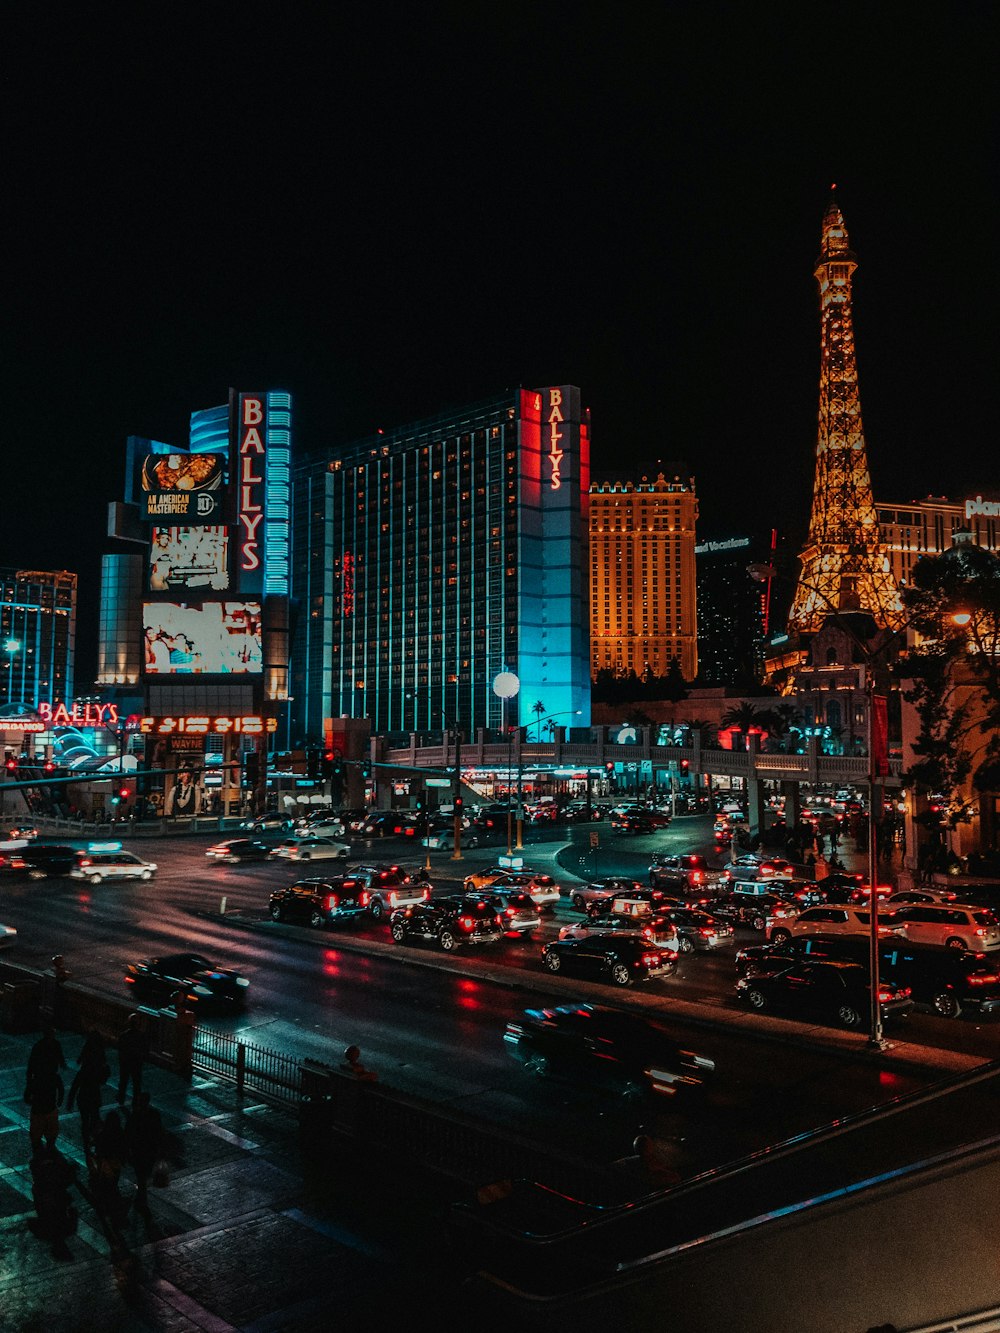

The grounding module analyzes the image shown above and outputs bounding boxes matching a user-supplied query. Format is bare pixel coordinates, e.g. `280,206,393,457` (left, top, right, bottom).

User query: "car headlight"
236,977,250,987
191,984,212,996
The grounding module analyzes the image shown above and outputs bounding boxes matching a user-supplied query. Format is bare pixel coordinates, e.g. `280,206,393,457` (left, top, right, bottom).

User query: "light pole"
4,640,20,707
750,563,896,1050
493,671,520,859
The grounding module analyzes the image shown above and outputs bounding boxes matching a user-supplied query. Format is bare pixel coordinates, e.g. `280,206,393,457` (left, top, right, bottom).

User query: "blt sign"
238,393,266,587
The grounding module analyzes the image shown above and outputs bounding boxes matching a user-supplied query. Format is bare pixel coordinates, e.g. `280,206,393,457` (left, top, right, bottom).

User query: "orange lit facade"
589,473,698,681
876,493,1000,589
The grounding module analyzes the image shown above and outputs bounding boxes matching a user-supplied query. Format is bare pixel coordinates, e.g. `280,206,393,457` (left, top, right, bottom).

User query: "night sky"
3,5,995,677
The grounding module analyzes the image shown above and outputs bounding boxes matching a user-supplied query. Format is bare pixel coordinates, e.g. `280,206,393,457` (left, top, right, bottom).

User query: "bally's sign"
39,700,120,728
237,393,266,591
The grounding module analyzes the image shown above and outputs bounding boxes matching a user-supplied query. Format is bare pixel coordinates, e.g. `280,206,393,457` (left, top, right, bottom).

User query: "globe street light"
493,671,520,858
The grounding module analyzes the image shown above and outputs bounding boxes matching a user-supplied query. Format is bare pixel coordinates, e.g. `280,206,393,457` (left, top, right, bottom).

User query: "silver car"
71,849,158,884
270,836,350,863
890,903,1000,951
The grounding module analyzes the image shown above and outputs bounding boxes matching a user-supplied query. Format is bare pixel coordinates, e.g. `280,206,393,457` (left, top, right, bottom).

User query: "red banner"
871,694,889,777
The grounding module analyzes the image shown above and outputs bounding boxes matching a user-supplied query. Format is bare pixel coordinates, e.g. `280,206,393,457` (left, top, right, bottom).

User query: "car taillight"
359,891,369,906
389,891,398,906
968,974,999,985
975,928,987,937
459,917,474,930
79,858,91,867
642,953,661,967
325,897,336,911
692,872,704,883
505,908,516,918
422,887,430,900
699,928,714,937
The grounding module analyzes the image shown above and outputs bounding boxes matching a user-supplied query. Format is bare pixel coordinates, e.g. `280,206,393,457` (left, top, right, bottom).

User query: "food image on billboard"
150,527,230,591
143,602,262,674
141,452,226,522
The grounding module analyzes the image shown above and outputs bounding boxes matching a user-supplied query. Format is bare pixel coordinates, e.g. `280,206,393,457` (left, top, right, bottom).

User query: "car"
297,817,348,840
125,951,249,1010
765,903,904,945
649,854,717,894
889,903,1000,951
474,889,541,934
270,836,351,862
205,838,273,864
0,922,17,950
558,906,681,955
239,814,294,833
611,812,659,835
736,959,913,1029
656,907,734,953
346,864,431,919
472,804,512,832
567,877,647,912
524,803,559,824
721,855,796,883
739,936,1000,1021
356,811,420,838
421,826,481,851
16,844,78,879
886,888,961,906
504,1004,715,1101
390,896,504,950
70,848,158,884
7,825,38,840
562,802,602,822
0,852,28,878
718,887,802,931
585,885,689,918
268,876,371,927
463,867,561,911
541,935,677,987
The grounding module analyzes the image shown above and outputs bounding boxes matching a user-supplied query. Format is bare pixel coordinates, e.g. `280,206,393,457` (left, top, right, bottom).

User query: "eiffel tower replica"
788,188,904,633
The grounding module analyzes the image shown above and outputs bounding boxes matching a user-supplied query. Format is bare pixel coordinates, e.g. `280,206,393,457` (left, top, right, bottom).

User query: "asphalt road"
1,816,994,1172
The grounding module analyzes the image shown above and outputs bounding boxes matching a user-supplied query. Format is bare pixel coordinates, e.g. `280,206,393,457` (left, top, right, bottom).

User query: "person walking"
67,1030,109,1157
24,1050,65,1153
91,1109,129,1228
28,1143,77,1261
117,1012,148,1106
124,1091,164,1215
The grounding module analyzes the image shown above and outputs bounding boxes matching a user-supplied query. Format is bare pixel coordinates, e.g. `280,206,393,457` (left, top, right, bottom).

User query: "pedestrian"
117,1012,149,1106
124,1091,164,1214
50,954,71,1027
28,1024,66,1078
28,1143,77,1261
341,1045,377,1082
24,1046,65,1153
67,1030,109,1156
91,1109,129,1228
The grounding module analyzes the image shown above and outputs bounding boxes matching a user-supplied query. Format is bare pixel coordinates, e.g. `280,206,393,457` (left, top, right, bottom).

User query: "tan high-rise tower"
788,190,903,632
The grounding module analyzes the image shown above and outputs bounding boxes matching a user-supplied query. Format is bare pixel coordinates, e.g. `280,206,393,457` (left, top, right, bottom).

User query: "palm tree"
531,700,546,740
679,718,718,746
721,703,764,747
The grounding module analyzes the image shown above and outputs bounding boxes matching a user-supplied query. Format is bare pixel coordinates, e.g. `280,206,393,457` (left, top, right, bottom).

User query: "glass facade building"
0,567,77,707
96,553,145,686
292,388,592,739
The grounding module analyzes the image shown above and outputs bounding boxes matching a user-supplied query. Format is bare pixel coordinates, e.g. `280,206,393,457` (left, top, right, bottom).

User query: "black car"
17,843,78,879
717,888,802,931
735,958,913,1029
125,952,249,1010
390,896,504,951
205,838,273,864
504,1004,715,1101
585,885,683,918
738,937,1000,1020
269,877,371,927
610,812,658,835
656,907,734,953
541,935,677,987
648,854,715,894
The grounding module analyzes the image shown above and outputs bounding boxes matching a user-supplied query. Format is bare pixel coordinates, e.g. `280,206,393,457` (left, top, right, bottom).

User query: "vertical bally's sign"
237,393,265,593
546,388,564,490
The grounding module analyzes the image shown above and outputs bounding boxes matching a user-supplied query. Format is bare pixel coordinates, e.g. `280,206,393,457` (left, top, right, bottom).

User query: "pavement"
0,1026,484,1333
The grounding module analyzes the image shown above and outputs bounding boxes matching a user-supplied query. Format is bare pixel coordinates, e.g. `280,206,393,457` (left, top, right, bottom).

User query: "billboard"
143,601,262,674
237,393,265,593
150,526,230,591
141,452,226,523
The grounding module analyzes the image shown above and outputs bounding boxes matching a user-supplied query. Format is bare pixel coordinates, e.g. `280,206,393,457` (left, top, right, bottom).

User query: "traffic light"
680,759,690,774
307,749,320,780
453,796,463,813
43,760,56,775
415,794,424,814
110,793,121,807
244,752,260,788
4,756,16,774
119,787,130,802
321,750,335,778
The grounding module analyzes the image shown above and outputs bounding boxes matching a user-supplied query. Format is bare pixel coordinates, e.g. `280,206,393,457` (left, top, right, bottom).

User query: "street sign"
590,832,599,848
426,777,452,787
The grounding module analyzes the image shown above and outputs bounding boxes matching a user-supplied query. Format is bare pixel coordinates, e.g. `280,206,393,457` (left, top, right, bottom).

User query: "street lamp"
4,640,20,706
531,708,583,742
750,562,895,1050
493,671,520,858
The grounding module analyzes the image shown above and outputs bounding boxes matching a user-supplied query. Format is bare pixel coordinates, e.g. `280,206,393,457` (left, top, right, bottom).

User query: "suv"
541,935,677,987
347,864,431,919
390,896,503,951
473,889,541,934
268,877,370,928
889,903,1000,951
649,854,716,895
766,903,903,945
17,844,78,880
568,878,648,912
736,959,914,1029
71,849,158,884
463,868,561,911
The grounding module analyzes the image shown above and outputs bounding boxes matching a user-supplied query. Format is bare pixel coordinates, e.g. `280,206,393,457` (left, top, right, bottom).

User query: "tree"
901,544,1000,830
721,703,764,746
662,658,689,704
531,700,546,740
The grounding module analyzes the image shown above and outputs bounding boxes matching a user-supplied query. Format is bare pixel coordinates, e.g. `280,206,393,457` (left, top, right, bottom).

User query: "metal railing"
192,1027,302,1103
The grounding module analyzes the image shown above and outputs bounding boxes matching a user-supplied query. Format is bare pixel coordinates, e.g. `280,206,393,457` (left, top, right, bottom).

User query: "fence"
192,1026,302,1104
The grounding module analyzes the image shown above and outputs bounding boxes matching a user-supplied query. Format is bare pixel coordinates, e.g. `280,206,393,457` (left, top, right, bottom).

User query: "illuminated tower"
788,189,903,632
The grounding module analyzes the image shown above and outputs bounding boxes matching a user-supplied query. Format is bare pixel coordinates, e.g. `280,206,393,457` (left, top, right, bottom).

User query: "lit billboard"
143,601,262,674
150,527,230,591
141,452,226,523
237,393,265,592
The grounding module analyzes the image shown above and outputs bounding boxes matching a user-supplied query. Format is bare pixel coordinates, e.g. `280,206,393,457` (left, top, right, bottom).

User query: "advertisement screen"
141,452,226,523
150,527,229,591
143,602,262,674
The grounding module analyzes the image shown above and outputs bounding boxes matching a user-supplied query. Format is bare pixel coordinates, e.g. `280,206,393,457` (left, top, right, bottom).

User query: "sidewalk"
0,1027,477,1333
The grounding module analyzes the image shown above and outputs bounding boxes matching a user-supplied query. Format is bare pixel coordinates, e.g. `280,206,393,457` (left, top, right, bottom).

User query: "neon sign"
39,701,120,728
139,716,278,735
238,394,265,579
546,388,564,491
343,551,354,616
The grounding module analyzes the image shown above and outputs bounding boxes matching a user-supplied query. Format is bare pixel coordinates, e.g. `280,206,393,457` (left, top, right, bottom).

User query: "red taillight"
79,858,92,867
359,891,369,906
422,887,430,901
459,916,474,930
968,974,999,985
505,908,516,918
325,897,336,911
641,953,661,967
975,928,987,937
692,872,704,884
389,891,398,906
699,928,714,937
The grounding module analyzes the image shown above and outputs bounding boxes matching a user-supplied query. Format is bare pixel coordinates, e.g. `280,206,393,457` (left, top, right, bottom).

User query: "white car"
559,909,680,951
463,868,561,911
890,903,1000,951
270,836,350,863
70,850,158,884
766,904,904,945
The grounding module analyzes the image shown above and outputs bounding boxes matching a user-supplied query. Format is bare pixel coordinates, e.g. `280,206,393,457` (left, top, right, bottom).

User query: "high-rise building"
589,474,698,682
694,535,767,686
876,493,1000,589
789,190,902,632
292,387,593,739
0,567,77,709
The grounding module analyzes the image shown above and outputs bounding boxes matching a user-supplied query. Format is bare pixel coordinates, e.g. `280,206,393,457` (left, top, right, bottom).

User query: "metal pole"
515,734,523,851
505,707,513,858
450,725,463,861
868,678,886,1049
